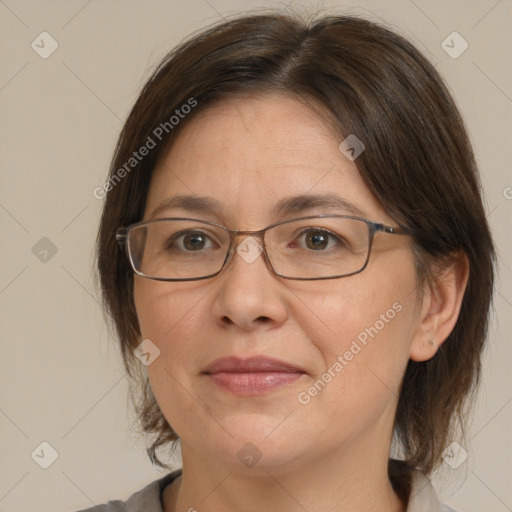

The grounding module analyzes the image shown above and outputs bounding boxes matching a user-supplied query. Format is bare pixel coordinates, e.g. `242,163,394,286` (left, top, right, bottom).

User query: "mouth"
201,356,307,396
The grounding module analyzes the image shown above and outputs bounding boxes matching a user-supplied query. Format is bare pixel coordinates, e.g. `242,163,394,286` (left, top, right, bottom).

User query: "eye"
168,230,217,251
295,228,345,251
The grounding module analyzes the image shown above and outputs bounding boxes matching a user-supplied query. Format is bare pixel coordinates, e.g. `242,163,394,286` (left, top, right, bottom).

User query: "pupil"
184,233,205,250
307,231,328,250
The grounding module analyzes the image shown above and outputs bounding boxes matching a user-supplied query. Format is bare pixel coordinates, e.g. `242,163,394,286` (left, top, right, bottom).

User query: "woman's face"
134,93,422,473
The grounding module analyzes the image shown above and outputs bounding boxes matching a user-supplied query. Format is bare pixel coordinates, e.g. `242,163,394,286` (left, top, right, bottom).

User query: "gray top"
74,468,459,512
74,470,180,512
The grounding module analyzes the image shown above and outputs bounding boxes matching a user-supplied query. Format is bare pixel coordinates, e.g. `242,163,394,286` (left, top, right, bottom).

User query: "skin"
133,93,469,512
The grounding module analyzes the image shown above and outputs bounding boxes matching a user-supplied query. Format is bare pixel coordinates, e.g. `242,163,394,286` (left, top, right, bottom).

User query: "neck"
164,434,406,512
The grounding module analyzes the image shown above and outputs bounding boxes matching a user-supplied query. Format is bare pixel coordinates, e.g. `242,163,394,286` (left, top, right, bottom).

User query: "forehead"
145,93,389,225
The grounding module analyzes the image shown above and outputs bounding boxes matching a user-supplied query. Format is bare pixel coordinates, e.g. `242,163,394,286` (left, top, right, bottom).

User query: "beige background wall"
0,1,510,511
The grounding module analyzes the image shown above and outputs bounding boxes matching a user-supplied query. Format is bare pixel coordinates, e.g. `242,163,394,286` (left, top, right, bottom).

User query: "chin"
191,415,311,474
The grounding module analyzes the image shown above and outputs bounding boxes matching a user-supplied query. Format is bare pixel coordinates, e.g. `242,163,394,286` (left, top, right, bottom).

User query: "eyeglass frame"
115,214,417,282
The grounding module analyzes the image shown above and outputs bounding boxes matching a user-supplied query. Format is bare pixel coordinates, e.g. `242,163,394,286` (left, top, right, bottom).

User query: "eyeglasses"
116,215,415,281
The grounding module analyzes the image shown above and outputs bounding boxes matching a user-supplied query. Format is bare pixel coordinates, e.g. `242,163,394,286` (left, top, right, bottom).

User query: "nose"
210,235,288,332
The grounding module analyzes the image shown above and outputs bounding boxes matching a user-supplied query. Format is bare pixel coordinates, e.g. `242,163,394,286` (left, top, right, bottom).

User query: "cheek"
133,278,208,386
289,299,415,445
293,262,417,359
292,251,419,410
134,278,207,343
133,279,211,435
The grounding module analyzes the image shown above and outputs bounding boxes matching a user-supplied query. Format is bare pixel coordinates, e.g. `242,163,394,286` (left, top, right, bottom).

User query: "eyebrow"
273,193,367,218
149,193,367,220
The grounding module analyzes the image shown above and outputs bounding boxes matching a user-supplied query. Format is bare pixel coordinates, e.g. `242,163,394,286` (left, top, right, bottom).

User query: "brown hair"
96,9,495,491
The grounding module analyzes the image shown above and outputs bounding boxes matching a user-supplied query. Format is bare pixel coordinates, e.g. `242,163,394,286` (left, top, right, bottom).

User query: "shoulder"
407,470,462,512
72,469,182,512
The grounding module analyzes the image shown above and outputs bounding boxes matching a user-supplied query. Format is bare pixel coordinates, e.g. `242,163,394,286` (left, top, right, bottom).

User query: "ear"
409,252,469,362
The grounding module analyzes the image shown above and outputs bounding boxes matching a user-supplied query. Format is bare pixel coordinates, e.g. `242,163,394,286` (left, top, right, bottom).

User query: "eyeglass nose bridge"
220,227,277,276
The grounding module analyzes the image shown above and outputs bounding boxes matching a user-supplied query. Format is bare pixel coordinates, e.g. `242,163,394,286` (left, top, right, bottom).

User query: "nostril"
221,315,271,327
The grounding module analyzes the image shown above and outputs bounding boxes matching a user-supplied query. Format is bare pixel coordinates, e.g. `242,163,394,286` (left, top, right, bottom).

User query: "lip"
202,356,307,396
202,356,305,374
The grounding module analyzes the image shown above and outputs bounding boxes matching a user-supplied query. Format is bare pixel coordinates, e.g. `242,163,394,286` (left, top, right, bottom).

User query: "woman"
83,10,495,512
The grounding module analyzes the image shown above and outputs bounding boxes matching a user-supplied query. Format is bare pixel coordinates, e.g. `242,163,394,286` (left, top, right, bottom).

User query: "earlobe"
409,332,439,362
409,253,469,362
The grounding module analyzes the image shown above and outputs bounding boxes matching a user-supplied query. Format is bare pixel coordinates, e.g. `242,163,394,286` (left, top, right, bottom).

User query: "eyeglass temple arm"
375,223,417,236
